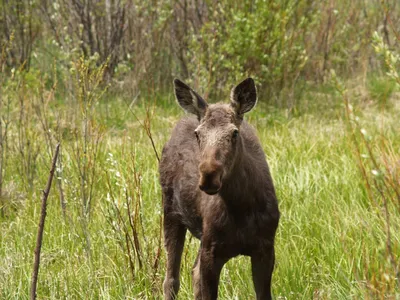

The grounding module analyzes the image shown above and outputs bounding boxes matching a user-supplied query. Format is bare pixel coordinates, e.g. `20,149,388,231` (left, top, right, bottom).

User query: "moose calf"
159,78,280,300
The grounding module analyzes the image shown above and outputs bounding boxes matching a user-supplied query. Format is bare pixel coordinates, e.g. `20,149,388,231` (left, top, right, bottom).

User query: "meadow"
0,70,399,299
1,0,400,299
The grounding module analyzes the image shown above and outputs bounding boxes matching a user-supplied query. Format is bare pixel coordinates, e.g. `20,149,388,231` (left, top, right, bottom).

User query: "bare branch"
30,143,60,300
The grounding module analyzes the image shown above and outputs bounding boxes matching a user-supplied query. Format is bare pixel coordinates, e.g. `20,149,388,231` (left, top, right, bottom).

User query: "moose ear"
174,79,208,120
230,78,257,115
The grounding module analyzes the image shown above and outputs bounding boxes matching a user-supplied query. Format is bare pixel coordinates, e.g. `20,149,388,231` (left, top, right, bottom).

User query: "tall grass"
0,61,399,298
1,0,399,296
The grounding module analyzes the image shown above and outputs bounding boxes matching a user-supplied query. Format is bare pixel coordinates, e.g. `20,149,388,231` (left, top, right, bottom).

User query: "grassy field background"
0,74,399,299
0,1,399,298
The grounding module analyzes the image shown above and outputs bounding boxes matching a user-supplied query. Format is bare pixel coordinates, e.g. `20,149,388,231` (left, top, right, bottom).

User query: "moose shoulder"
159,78,280,300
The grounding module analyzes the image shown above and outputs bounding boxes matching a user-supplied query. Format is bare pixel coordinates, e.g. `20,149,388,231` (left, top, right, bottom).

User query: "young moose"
159,78,280,300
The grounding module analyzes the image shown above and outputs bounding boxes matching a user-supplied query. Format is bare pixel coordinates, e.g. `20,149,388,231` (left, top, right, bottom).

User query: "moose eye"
232,129,239,139
194,130,200,142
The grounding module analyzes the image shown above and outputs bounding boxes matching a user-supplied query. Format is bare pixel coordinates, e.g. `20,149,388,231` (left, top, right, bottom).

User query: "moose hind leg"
251,246,275,300
163,216,187,300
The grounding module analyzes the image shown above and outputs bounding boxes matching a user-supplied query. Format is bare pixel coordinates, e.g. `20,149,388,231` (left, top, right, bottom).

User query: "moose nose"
198,160,223,195
199,182,220,195
200,186,219,196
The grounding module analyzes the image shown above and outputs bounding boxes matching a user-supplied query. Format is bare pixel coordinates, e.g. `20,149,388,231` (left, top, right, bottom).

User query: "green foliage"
1,0,399,105
0,0,41,70
372,31,400,86
189,0,312,100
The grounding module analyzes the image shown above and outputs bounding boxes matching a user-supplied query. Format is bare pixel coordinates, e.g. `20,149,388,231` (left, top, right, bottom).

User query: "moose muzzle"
198,157,223,195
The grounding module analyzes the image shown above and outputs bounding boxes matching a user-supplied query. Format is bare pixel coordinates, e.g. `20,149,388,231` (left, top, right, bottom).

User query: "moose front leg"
251,246,275,300
192,249,202,300
163,216,187,300
198,243,226,300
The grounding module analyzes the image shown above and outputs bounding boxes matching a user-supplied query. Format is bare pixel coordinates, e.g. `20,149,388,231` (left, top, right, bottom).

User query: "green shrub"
188,0,313,103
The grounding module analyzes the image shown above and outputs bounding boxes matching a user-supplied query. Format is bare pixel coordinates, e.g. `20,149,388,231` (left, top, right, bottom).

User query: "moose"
159,78,280,300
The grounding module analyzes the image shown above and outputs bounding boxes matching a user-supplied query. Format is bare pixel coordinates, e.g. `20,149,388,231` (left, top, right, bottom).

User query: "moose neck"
218,137,256,212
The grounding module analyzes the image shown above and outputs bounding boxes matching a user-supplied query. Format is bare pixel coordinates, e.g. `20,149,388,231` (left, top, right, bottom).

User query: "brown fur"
159,78,280,300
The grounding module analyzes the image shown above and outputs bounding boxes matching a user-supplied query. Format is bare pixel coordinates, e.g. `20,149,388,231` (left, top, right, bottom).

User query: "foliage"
0,0,41,71
1,0,399,101
188,0,312,102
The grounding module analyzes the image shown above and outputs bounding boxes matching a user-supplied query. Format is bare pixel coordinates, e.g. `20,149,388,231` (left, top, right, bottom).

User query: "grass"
0,80,399,299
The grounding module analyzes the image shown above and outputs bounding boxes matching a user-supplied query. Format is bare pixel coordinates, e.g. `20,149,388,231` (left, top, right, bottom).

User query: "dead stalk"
123,96,162,279
123,97,160,162
34,73,67,218
104,172,139,279
30,143,60,300
0,91,11,217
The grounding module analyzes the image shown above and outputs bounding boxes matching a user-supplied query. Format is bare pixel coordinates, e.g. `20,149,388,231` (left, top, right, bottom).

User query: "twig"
124,91,140,117
122,97,160,162
381,0,400,43
30,143,60,300
122,95,162,286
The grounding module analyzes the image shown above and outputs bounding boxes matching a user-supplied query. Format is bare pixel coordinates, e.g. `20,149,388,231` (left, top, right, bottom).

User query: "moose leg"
251,246,275,300
199,244,226,300
163,216,186,300
192,249,202,299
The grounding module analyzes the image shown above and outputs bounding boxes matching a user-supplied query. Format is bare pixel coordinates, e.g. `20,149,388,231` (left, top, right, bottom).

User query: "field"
1,0,400,299
1,75,399,299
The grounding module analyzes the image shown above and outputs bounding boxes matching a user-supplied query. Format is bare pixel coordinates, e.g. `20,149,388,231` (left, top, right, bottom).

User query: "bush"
188,0,313,103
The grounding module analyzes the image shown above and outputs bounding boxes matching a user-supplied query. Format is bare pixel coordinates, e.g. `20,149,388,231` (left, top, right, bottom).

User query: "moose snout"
198,160,223,195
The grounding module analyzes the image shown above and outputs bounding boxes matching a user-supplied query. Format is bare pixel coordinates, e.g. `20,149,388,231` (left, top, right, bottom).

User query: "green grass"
0,86,399,299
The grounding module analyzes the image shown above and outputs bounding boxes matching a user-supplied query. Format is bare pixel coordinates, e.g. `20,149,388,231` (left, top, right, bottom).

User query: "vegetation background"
0,0,399,298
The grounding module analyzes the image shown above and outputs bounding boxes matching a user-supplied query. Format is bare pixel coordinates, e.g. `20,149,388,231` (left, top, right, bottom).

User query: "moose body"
159,78,280,300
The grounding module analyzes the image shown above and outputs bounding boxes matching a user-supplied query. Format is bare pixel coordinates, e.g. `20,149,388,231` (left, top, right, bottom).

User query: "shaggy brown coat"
159,78,280,300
